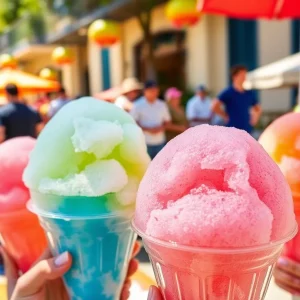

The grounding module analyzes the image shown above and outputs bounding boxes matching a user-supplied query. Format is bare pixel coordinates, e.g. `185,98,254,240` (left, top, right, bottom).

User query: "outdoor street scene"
0,0,299,300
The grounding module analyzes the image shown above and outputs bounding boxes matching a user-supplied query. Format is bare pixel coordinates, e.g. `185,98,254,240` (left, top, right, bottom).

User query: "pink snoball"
135,125,295,247
0,137,35,213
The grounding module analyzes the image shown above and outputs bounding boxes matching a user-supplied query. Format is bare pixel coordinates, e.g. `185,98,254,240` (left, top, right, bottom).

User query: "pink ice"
135,125,295,247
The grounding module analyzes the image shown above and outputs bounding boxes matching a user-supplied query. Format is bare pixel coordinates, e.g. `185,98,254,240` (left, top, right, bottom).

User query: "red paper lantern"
0,54,17,69
88,20,121,47
166,0,201,28
39,68,58,81
52,47,74,65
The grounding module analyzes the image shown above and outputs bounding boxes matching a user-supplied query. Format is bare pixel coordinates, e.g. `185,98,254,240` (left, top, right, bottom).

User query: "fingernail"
148,286,154,300
278,257,288,266
54,252,69,267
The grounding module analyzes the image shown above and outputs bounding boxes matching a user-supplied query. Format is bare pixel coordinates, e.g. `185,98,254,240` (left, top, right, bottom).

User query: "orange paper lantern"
52,47,74,65
88,20,121,47
39,68,58,81
259,113,300,201
0,54,17,69
166,0,201,28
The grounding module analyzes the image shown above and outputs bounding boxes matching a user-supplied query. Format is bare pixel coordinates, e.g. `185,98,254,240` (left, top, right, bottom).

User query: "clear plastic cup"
28,191,136,300
133,221,297,300
0,209,47,273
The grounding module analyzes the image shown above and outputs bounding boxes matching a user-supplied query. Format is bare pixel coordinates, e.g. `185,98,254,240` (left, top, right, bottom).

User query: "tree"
133,0,162,80
0,0,44,32
46,0,163,80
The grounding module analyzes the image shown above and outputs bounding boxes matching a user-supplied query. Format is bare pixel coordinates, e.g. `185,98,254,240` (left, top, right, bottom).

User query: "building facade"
0,0,298,113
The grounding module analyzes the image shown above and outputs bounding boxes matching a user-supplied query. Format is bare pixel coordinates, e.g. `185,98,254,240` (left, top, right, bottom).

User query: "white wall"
185,15,210,90
207,15,228,96
109,43,123,87
258,20,291,112
61,46,86,97
88,40,103,96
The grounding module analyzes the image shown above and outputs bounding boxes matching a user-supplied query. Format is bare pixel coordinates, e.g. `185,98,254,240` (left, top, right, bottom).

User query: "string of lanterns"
50,1,199,66
0,54,17,69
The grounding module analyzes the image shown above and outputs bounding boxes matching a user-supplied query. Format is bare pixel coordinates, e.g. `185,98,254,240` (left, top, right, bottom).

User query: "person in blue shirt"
212,65,262,134
0,84,44,143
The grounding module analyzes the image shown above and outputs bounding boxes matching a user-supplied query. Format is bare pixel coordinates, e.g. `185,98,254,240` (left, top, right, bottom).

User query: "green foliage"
0,0,44,32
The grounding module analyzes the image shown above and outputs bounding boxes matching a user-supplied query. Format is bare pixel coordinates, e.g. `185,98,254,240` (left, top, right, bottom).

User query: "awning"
244,52,300,90
0,69,60,95
198,0,300,19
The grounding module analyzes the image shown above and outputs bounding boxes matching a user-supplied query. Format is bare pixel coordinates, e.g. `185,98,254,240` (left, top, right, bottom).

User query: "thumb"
12,252,72,298
0,246,19,298
148,286,164,300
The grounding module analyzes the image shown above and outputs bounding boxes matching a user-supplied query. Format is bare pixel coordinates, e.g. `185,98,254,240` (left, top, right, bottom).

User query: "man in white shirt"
131,81,171,159
186,85,213,127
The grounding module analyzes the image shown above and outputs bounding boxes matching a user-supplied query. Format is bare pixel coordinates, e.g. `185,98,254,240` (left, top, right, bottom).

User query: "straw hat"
121,78,143,94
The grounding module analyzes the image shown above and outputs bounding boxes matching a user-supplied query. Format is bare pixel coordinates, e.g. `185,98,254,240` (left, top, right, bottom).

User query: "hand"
148,286,163,300
223,115,229,124
274,256,300,295
147,127,164,134
1,242,140,300
250,112,259,126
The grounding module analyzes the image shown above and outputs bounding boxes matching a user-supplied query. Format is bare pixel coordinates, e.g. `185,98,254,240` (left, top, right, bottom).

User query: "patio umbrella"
198,0,300,19
0,69,60,95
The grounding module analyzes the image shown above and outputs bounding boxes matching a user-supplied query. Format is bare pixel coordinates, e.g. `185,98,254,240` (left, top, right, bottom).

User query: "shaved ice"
24,97,150,206
135,125,295,248
0,137,47,273
0,137,35,212
24,98,149,300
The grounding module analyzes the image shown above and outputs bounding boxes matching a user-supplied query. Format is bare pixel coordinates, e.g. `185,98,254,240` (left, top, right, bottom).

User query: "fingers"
0,246,19,280
148,286,164,300
11,252,72,298
0,246,19,298
274,257,300,294
277,257,300,277
275,280,300,296
120,278,131,300
132,241,141,258
126,259,138,278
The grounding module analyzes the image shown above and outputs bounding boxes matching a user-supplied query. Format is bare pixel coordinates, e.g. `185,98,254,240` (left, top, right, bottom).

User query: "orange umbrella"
0,69,60,95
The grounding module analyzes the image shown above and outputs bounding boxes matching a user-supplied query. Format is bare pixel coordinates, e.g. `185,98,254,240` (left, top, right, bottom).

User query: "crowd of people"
0,65,262,160
110,64,262,159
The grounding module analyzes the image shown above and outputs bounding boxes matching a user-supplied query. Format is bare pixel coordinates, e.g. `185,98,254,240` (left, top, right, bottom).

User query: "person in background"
131,80,171,159
34,92,52,111
212,65,262,134
115,78,143,112
0,84,43,143
164,87,187,141
48,87,69,118
186,85,213,127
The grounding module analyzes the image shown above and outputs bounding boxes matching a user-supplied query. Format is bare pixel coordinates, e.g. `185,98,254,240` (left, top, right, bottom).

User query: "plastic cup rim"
132,219,298,254
27,201,133,220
